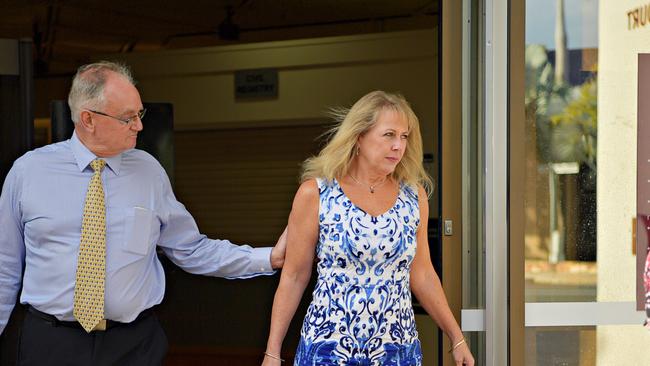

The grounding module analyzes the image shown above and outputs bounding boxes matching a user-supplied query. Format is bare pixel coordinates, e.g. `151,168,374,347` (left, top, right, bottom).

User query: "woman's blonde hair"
301,90,433,194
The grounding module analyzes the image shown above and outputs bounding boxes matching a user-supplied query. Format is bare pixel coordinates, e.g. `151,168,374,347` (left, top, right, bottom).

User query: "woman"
644,246,650,330
263,91,474,365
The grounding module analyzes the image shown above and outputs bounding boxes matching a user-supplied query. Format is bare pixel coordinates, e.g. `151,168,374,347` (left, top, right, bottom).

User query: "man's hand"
270,226,287,269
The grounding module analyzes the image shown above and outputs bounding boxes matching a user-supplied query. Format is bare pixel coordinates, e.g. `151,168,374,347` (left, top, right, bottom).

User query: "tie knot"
90,159,106,173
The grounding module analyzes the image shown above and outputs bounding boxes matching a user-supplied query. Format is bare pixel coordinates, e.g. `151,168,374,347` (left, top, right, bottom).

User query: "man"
0,61,287,365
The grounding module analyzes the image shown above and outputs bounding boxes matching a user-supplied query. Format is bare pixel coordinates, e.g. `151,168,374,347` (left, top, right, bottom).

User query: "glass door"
463,0,650,365
459,0,523,364
460,0,487,364
520,0,647,365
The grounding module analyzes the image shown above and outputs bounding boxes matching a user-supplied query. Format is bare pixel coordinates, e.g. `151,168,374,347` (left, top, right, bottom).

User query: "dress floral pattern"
295,178,422,366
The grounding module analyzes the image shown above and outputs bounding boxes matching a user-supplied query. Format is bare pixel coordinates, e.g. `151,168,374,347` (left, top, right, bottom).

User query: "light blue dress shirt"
0,132,274,333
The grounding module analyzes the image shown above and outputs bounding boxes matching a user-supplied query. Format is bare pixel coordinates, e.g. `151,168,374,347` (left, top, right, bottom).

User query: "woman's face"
356,108,409,176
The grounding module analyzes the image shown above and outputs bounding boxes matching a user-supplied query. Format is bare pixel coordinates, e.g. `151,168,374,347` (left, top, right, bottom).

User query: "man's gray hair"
68,61,135,123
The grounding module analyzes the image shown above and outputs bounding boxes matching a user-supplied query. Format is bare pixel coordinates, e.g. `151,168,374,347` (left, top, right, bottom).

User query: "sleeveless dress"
294,178,422,366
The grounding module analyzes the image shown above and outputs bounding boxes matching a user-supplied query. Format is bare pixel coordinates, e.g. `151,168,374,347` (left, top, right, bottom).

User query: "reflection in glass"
524,0,598,303
525,326,596,366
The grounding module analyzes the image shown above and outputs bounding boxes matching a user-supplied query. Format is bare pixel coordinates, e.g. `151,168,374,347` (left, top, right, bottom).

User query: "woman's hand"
451,342,475,366
261,353,283,366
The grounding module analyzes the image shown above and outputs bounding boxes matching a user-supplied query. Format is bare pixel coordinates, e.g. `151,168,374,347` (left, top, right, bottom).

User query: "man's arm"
155,169,285,279
0,163,26,334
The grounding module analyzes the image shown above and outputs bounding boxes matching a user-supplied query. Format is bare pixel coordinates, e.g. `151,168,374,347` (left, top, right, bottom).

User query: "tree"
550,78,597,171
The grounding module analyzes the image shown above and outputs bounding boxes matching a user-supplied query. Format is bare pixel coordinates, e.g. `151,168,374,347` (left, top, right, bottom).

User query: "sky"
525,0,599,50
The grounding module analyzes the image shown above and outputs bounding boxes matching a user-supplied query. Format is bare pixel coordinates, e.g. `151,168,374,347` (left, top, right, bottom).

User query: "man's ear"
78,110,95,132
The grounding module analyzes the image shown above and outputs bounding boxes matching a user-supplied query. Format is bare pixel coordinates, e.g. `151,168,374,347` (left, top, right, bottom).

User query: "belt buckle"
93,319,107,331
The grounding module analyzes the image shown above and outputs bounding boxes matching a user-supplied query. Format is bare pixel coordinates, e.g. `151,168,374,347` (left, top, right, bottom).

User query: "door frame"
444,0,524,365
440,1,464,366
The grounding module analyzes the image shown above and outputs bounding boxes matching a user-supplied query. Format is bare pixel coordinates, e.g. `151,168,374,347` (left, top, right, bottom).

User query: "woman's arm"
410,186,474,365
263,179,320,364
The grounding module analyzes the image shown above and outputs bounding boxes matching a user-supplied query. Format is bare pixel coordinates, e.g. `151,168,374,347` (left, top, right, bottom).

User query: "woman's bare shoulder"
293,178,320,206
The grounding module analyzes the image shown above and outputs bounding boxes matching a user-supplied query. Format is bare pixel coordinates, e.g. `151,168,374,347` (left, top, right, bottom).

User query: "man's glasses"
86,109,146,125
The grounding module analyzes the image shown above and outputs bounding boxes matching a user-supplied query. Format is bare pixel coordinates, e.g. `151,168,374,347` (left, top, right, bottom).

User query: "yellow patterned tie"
73,159,107,332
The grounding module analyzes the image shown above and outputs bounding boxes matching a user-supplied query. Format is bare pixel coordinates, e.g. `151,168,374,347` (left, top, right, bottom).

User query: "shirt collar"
70,131,123,175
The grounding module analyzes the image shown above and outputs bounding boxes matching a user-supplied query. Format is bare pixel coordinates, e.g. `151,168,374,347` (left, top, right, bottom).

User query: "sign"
235,69,278,99
637,54,650,310
628,4,650,30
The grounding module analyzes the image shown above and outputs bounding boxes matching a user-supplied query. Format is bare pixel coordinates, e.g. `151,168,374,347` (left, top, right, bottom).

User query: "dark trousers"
17,308,168,366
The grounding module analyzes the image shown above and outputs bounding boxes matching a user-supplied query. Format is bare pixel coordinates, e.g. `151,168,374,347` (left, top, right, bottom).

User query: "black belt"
26,305,154,331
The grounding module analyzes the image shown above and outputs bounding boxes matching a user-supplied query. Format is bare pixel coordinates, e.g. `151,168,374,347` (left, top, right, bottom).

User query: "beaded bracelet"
448,338,466,353
264,351,285,362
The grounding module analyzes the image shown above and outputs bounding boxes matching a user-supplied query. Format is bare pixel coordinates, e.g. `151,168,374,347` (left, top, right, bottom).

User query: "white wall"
110,30,438,154
598,1,650,364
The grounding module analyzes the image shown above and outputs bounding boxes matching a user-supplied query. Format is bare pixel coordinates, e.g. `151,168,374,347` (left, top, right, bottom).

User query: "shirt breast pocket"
123,207,158,256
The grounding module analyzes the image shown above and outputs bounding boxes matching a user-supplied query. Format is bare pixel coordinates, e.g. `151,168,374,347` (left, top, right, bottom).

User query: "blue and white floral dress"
295,178,422,366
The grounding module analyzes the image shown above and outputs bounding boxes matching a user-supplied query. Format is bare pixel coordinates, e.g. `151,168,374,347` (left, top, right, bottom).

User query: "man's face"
90,73,144,156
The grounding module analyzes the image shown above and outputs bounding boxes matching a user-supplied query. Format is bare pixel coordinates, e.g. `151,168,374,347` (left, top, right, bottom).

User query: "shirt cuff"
226,247,276,279
252,247,275,273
